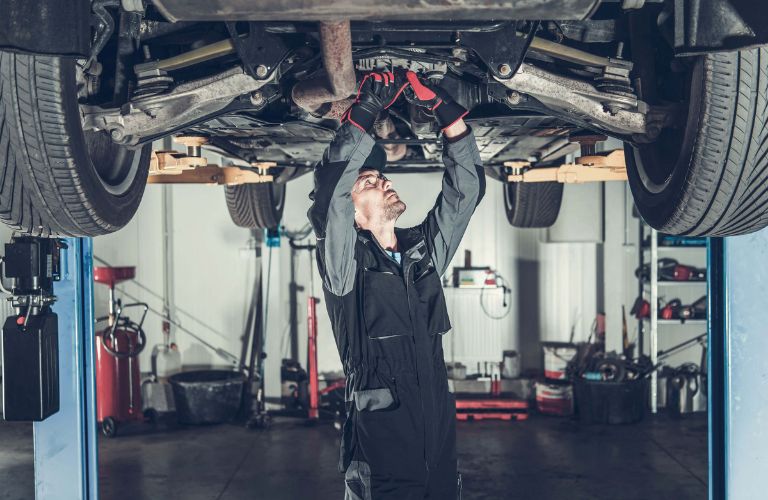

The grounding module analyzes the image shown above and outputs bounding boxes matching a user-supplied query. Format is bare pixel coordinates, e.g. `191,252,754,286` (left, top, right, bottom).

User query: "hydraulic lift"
0,145,762,500
1,238,98,499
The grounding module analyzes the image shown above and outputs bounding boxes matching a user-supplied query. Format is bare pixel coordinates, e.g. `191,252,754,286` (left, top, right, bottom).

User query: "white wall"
0,145,705,401
94,151,258,375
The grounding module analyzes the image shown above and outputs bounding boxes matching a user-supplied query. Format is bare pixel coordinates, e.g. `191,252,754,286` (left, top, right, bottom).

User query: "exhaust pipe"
291,21,357,117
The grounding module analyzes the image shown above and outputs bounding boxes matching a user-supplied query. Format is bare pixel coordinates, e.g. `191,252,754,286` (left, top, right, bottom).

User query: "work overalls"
308,122,485,499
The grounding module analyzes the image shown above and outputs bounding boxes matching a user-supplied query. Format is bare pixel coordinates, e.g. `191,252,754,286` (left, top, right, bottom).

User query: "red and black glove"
343,71,407,132
404,71,468,131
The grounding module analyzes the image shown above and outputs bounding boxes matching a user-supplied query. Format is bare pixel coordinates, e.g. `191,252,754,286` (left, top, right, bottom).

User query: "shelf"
642,281,707,287
658,281,706,286
642,246,706,252
641,318,707,325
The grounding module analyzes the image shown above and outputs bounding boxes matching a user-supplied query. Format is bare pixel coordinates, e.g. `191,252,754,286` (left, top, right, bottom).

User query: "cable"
109,285,239,365
479,271,512,320
283,223,313,241
0,257,13,295
94,254,234,343
92,254,239,364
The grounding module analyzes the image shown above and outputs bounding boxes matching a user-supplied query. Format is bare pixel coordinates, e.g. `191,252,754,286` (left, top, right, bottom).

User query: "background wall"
92,157,609,399
0,145,704,401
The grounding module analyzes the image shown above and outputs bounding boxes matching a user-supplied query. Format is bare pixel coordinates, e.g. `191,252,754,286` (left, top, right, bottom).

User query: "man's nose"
382,178,392,190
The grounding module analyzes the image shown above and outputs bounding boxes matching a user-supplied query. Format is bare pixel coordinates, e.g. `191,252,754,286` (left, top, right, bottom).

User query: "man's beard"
383,199,406,222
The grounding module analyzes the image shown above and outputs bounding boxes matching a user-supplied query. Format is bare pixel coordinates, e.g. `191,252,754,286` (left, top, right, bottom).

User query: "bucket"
542,342,577,381
169,370,245,425
535,381,574,416
574,378,647,424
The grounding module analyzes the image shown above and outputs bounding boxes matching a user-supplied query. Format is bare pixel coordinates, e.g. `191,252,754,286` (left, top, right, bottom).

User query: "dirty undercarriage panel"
150,0,601,22
189,113,577,167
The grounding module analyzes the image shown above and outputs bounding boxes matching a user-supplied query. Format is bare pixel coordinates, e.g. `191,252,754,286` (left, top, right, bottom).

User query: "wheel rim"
84,131,144,196
630,59,703,195
76,61,143,197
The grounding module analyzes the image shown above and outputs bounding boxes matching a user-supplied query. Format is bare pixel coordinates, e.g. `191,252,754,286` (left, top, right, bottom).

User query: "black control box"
1,312,60,421
4,238,61,293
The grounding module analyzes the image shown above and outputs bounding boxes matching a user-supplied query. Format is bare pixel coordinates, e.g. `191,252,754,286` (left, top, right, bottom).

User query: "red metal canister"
96,327,144,425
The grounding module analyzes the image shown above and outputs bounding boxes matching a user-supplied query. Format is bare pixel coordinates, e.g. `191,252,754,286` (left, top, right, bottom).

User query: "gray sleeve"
307,123,375,296
422,130,486,276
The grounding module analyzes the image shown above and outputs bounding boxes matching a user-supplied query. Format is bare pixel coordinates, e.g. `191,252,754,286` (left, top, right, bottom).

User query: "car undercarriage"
1,0,767,236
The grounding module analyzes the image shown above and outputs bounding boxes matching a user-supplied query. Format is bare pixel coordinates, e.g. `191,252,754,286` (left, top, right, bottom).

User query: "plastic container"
152,344,182,379
541,342,578,380
535,381,574,416
502,350,520,379
169,370,245,425
574,378,647,424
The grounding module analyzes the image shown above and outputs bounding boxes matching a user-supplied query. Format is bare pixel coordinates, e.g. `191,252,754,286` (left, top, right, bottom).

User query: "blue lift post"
33,238,99,500
709,232,768,500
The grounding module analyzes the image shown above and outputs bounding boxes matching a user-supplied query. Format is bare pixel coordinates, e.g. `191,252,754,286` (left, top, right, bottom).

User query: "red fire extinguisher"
94,267,148,437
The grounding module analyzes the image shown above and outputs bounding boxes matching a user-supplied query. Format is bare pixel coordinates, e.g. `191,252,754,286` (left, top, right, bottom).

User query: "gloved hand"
404,71,468,131
343,71,407,132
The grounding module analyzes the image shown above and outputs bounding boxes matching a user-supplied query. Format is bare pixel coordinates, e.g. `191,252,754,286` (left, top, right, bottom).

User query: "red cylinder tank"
96,327,143,424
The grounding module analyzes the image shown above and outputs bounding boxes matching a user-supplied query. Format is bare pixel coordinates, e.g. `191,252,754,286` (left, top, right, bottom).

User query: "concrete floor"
0,413,707,500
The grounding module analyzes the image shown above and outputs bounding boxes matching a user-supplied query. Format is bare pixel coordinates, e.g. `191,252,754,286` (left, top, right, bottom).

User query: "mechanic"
308,70,485,500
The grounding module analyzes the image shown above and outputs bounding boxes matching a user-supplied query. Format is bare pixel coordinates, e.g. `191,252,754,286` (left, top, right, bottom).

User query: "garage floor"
0,413,706,500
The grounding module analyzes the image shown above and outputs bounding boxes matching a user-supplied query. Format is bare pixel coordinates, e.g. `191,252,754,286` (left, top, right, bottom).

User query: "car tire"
503,181,563,228
225,182,286,229
626,46,768,236
0,52,150,237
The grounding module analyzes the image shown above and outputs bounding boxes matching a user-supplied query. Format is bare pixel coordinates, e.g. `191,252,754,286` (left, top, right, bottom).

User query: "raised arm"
403,71,486,275
308,71,405,296
422,123,486,275
308,124,374,296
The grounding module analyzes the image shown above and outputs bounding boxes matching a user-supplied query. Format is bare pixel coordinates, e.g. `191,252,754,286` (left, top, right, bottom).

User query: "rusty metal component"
150,0,601,21
374,116,407,162
495,63,648,136
506,149,627,184
323,98,356,121
498,64,512,77
568,133,608,156
292,21,357,115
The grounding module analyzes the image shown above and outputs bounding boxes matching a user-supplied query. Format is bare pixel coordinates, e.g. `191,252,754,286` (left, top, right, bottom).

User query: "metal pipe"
292,21,357,114
527,34,613,68
134,38,236,74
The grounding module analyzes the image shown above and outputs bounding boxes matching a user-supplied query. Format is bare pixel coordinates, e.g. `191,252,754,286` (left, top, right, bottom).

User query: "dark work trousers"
343,371,460,500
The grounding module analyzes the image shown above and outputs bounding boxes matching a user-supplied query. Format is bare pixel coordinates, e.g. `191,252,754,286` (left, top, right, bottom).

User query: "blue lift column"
709,232,768,500
33,238,99,500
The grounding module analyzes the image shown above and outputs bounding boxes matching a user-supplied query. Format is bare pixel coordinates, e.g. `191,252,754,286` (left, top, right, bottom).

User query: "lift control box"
1,237,63,422
2,312,60,421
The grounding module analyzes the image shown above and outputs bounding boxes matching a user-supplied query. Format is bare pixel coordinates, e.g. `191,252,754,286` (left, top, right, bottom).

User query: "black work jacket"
308,123,485,471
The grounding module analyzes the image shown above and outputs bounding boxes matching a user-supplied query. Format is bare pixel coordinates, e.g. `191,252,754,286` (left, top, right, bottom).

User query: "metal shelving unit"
638,226,708,413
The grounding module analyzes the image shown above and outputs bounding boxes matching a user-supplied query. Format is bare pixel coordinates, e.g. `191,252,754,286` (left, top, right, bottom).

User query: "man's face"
351,169,407,226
